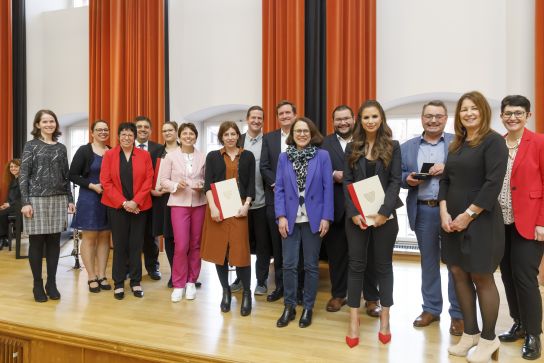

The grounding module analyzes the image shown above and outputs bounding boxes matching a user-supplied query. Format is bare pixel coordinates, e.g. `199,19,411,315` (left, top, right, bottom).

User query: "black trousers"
323,218,348,298
266,204,283,290
346,216,398,308
500,223,544,335
0,206,14,237
109,208,147,288
142,209,160,273
248,206,272,285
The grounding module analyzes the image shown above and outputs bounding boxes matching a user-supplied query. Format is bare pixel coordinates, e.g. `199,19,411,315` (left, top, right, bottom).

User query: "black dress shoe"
148,271,162,280
195,281,202,288
220,288,232,312
33,282,48,303
45,280,61,300
299,309,313,328
267,288,283,302
522,334,541,360
240,290,252,316
167,277,173,288
499,320,526,342
131,286,144,298
114,289,125,300
276,305,296,327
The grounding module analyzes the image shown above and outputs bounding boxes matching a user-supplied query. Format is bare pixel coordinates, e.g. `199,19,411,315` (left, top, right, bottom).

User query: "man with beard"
321,105,381,315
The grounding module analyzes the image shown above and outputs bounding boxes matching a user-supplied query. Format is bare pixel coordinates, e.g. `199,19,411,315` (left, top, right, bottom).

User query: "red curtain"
326,0,376,134
0,0,13,200
262,0,305,132
89,0,165,145
536,0,544,133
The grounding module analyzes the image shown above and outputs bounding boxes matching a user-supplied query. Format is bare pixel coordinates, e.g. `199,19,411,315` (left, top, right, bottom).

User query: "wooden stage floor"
0,241,541,363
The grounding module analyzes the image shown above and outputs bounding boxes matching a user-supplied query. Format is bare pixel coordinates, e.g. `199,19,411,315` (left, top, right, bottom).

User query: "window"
69,126,89,163
204,121,247,154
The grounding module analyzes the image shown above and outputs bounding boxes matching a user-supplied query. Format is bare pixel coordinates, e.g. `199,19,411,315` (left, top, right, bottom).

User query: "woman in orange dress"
200,121,255,316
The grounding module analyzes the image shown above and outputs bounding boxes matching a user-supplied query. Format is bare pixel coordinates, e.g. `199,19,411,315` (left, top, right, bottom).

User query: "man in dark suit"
400,100,462,335
135,115,162,280
230,105,272,296
321,105,381,315
260,100,297,302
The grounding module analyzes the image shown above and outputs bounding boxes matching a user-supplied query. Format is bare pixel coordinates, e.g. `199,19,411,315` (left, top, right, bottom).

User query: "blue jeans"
415,204,462,319
282,223,322,309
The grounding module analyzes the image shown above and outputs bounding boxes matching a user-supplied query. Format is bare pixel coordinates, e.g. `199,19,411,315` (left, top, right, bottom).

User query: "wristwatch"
465,208,479,219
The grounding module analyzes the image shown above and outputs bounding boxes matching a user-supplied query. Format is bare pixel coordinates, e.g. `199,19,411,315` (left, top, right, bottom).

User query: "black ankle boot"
45,279,61,300
240,290,252,316
299,308,313,328
33,280,48,303
498,320,525,342
522,334,541,360
276,305,296,328
220,288,232,312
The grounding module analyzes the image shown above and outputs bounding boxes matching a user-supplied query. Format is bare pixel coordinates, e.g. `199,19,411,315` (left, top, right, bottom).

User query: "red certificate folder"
210,178,242,220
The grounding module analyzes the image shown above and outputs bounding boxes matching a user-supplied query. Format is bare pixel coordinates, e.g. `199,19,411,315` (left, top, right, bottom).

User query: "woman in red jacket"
100,122,153,300
498,95,544,360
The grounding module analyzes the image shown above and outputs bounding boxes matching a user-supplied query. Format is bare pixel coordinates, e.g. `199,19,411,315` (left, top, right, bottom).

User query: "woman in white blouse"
159,123,207,302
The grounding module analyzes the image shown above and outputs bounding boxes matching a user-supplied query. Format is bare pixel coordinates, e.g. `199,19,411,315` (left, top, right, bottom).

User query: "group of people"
5,91,543,361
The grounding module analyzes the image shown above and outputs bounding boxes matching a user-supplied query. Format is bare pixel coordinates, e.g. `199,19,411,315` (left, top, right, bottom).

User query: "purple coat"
274,149,334,235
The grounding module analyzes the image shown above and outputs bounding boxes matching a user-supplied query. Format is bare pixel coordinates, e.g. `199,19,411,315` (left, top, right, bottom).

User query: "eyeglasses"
293,129,310,135
422,114,447,121
501,111,526,119
94,128,109,133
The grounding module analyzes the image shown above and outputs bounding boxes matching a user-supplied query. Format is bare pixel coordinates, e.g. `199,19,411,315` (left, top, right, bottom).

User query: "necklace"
505,137,521,150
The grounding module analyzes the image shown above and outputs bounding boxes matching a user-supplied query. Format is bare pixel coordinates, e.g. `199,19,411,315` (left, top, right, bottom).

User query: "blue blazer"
400,133,453,230
274,149,334,235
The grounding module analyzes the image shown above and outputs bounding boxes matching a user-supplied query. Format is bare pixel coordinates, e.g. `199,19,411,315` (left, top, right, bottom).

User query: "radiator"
0,335,27,363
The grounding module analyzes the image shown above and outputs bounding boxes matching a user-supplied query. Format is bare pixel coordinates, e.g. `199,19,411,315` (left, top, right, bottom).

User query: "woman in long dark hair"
344,100,402,347
69,120,112,293
439,91,508,362
0,159,22,249
20,110,75,302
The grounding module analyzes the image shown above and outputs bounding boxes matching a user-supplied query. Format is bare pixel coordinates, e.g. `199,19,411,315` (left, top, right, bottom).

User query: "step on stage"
0,244,540,362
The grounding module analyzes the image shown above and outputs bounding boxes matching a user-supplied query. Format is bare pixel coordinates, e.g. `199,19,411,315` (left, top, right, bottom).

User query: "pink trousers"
170,205,206,288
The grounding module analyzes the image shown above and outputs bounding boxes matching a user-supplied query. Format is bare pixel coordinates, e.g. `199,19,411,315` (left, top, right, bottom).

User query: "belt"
417,200,438,207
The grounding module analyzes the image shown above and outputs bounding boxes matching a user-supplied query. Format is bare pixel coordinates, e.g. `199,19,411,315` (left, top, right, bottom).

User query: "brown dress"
200,148,250,267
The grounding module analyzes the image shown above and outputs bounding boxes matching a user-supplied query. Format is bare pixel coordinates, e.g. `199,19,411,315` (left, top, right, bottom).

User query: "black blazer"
343,141,403,219
321,134,347,223
69,143,110,189
260,129,282,205
204,149,256,201
7,178,21,206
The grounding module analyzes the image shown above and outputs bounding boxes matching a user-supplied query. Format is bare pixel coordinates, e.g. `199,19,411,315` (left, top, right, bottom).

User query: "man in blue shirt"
401,100,463,335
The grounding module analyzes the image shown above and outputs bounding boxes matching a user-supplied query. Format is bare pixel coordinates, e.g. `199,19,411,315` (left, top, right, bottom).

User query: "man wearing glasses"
401,100,463,335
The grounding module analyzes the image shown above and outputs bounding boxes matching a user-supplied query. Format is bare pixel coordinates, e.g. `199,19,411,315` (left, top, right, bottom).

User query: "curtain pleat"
262,0,305,132
0,0,13,200
90,0,165,145
304,0,326,134
536,0,544,133
326,0,376,134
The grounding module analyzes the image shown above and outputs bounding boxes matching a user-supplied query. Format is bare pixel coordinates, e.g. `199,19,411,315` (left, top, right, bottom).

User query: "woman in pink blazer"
159,123,207,303
498,95,544,360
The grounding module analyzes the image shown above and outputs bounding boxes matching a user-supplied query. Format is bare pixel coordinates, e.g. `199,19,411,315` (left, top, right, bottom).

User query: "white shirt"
336,134,352,152
136,140,149,151
281,130,289,153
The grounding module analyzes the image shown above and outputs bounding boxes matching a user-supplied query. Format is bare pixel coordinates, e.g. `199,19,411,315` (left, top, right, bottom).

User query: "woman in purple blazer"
274,117,334,329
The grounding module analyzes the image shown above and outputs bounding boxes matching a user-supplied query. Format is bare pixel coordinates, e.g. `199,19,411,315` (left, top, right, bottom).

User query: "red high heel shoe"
345,318,360,348
378,331,391,344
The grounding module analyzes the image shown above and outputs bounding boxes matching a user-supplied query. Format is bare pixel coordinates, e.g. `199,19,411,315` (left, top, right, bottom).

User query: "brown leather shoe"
413,311,440,327
449,318,464,336
326,297,347,312
364,300,381,318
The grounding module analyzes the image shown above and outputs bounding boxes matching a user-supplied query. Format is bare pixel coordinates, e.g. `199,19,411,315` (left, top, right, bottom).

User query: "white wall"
377,0,535,129
168,0,262,120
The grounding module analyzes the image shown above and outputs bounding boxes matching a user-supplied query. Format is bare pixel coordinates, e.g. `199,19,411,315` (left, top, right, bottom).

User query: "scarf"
286,145,317,194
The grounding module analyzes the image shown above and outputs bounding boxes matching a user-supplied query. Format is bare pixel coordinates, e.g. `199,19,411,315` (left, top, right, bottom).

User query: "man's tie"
138,144,145,150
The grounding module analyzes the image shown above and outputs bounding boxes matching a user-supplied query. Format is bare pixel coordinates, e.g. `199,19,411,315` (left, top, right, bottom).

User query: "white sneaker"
185,283,196,300
171,288,184,302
